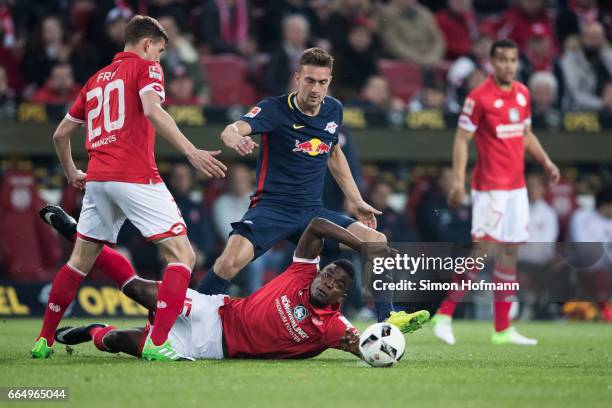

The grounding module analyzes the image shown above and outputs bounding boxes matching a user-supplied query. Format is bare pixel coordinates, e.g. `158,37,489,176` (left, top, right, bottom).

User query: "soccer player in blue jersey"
196,47,409,326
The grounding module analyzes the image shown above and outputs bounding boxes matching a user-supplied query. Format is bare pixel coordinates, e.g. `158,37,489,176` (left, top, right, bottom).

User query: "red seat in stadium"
0,171,62,281
377,60,423,103
202,54,256,106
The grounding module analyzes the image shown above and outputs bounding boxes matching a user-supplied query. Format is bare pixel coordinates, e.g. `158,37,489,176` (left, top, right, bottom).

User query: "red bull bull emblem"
293,138,332,156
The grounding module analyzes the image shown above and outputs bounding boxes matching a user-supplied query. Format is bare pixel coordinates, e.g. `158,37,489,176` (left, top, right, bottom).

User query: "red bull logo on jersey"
293,138,332,156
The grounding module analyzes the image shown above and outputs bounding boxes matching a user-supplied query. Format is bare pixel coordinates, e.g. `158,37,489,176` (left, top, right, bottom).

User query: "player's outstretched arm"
327,145,381,229
448,127,473,207
140,91,227,178
524,126,560,184
53,118,86,190
295,218,397,261
220,120,258,156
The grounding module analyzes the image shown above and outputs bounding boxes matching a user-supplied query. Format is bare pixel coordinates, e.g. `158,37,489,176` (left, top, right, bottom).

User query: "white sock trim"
493,269,516,281
100,332,111,352
66,263,87,277
120,275,137,292
167,263,192,272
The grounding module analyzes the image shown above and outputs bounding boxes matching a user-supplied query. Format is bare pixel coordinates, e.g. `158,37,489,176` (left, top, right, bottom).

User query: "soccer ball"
359,322,405,367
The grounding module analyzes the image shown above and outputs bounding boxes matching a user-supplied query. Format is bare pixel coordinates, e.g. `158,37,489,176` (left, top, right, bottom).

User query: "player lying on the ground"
53,217,430,360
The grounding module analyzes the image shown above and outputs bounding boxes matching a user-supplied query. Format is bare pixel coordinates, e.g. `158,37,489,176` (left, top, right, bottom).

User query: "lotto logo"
157,301,167,309
171,223,186,235
49,303,61,312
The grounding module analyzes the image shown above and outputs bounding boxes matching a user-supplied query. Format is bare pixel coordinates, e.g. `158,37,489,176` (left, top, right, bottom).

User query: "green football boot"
141,338,191,361
31,338,54,359
491,327,538,345
387,310,430,334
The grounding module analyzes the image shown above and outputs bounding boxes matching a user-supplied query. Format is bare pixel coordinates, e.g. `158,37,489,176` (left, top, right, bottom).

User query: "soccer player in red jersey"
31,16,227,360
430,39,560,345
52,218,429,361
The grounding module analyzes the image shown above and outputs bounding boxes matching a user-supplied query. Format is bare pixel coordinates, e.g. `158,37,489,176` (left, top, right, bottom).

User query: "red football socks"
37,264,86,345
93,246,137,289
91,325,117,352
149,263,191,346
437,267,480,317
493,266,517,332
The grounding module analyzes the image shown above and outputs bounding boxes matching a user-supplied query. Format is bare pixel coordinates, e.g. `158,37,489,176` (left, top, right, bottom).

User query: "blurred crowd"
0,0,612,119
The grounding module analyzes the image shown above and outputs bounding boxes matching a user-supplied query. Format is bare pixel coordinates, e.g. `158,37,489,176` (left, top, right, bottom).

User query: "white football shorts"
471,187,529,243
165,290,227,360
76,181,187,245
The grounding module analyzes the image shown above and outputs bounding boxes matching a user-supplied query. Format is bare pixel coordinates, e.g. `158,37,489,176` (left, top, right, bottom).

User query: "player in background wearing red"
52,218,430,361
32,16,227,361
430,39,560,345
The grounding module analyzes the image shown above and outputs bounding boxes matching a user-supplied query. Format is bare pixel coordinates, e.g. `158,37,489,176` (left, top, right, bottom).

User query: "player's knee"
213,254,243,280
368,230,387,244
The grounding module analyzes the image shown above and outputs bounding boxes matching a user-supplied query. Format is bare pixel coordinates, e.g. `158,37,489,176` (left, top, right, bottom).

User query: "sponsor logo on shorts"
170,223,186,235
157,301,167,309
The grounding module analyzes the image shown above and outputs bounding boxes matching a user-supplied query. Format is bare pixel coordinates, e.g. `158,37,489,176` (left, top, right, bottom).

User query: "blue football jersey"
241,92,343,207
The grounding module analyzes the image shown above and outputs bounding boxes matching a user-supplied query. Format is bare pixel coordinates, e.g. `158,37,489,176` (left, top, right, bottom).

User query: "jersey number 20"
86,79,125,141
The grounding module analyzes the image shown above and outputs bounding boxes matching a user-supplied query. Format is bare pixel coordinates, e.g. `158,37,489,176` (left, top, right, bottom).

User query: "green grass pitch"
1,318,611,408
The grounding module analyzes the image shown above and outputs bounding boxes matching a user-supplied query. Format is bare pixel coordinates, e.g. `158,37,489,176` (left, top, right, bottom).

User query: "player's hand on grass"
362,242,398,263
187,149,227,178
447,182,465,208
339,327,360,356
350,200,381,229
543,160,560,184
67,169,86,190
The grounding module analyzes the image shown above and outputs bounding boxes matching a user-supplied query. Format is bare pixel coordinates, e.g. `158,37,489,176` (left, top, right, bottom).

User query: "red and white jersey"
458,76,531,191
219,256,354,359
66,52,166,184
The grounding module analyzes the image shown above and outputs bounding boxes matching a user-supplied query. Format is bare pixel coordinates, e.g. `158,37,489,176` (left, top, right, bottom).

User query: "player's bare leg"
491,244,537,345
345,222,397,322
56,325,146,358
56,277,158,357
141,235,194,360
196,234,255,294
32,238,103,358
